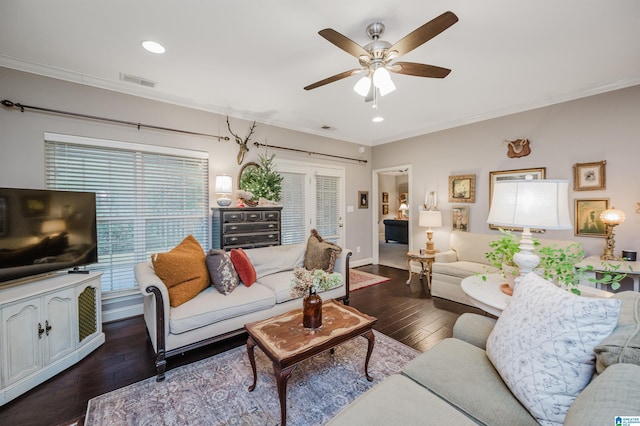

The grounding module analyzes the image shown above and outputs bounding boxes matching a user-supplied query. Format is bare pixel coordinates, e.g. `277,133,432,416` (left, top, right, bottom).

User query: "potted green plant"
239,154,283,203
484,228,536,288
538,244,628,295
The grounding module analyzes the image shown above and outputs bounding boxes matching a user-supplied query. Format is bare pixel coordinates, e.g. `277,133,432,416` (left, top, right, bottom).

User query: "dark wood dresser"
211,206,282,250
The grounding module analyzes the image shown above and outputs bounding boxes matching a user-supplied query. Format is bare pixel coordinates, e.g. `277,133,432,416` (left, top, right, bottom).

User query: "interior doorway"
372,165,411,270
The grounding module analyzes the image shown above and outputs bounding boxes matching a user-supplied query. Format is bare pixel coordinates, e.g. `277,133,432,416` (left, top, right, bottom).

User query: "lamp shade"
215,175,232,194
487,180,571,229
600,208,625,226
419,210,442,228
399,203,409,211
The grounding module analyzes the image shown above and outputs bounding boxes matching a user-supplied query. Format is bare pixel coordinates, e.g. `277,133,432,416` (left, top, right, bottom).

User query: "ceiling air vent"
119,73,157,88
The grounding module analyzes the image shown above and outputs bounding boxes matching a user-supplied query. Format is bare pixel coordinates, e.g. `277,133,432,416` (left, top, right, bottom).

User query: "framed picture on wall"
452,206,469,232
448,175,476,203
575,198,609,237
382,204,389,215
358,191,369,209
573,161,606,191
382,192,389,203
489,167,546,231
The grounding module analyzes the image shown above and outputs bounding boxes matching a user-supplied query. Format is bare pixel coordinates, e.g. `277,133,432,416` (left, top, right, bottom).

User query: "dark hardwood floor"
0,265,486,426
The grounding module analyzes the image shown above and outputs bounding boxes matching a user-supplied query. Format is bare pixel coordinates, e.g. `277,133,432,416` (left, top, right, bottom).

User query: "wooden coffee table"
244,299,377,426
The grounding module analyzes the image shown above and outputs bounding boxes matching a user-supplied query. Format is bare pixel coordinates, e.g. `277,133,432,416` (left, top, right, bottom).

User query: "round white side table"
460,274,510,316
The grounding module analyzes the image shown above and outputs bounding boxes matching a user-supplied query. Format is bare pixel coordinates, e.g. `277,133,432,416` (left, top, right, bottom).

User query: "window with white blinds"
280,172,307,245
44,134,209,294
278,161,344,247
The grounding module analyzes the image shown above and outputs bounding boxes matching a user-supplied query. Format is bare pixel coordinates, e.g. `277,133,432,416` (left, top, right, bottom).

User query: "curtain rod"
253,141,367,164
1,99,230,141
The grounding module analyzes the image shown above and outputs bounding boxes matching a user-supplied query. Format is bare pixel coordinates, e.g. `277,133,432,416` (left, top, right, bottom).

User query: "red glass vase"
302,287,322,329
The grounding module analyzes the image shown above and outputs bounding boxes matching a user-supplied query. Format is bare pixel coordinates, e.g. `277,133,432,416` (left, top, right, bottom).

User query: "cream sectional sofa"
431,231,577,306
135,243,351,380
328,289,640,425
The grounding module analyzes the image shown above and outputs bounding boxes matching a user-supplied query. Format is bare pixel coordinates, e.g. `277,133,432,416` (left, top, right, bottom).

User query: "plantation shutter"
315,175,340,244
44,134,209,294
280,171,306,245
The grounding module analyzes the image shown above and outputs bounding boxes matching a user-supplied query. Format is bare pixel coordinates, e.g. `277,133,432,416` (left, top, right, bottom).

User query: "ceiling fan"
304,11,458,100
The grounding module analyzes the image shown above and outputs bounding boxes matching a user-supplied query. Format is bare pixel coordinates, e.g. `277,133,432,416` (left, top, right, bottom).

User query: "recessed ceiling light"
372,116,384,123
142,40,165,54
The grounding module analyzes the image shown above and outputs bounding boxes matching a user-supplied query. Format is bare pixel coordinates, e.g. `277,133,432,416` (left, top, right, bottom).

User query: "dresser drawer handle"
230,226,238,230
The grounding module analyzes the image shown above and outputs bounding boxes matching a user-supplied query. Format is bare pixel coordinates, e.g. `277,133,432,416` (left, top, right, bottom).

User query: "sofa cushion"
169,283,276,334
564,363,640,426
206,249,239,295
594,291,640,373
486,272,621,426
326,374,479,426
450,232,496,265
402,338,538,426
257,271,297,304
431,261,498,279
245,243,306,279
230,248,257,287
151,235,209,307
303,229,342,272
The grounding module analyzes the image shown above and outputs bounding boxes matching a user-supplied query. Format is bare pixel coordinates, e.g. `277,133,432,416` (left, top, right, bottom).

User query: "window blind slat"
45,139,209,293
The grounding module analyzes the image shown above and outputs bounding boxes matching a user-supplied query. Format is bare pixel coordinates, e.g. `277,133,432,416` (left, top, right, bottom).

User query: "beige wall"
0,67,373,262
373,85,640,258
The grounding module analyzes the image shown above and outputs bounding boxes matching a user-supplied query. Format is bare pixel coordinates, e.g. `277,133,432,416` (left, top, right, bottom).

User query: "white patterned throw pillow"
486,272,621,426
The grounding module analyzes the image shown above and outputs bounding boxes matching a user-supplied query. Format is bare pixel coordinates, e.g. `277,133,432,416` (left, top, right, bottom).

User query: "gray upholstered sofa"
135,243,351,380
431,232,577,306
328,289,640,425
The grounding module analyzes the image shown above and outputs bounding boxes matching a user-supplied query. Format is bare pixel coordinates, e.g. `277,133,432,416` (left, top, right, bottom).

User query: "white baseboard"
350,257,373,268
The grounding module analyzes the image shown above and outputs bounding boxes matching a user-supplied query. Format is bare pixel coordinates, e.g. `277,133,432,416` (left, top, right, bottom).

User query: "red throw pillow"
230,248,257,287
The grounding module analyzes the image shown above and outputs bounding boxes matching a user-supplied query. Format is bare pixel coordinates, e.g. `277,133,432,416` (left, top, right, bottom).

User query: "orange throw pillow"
151,235,209,307
230,248,257,287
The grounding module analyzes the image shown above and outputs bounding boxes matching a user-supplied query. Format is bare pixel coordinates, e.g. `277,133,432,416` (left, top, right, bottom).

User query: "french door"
277,160,344,247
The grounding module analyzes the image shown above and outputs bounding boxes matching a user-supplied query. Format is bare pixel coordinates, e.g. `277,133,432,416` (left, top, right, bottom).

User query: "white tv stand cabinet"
0,272,104,406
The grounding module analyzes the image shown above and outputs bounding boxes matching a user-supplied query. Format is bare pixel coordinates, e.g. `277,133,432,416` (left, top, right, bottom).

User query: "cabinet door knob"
45,320,52,336
38,322,45,339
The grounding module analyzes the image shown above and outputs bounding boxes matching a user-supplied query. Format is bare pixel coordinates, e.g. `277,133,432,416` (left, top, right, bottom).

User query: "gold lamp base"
425,229,436,255
600,224,620,260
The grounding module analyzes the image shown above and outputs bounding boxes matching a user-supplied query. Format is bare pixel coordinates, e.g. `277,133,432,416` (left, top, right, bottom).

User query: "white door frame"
372,164,412,265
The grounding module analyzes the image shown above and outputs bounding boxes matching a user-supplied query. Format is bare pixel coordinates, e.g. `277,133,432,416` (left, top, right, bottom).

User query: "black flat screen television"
0,187,98,285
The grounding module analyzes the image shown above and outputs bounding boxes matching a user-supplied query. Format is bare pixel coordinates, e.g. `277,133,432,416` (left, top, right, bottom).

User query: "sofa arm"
452,313,497,350
334,249,352,304
435,250,458,263
134,262,171,380
565,363,640,425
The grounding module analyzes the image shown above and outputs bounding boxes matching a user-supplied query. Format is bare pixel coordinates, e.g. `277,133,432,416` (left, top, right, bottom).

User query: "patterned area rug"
85,330,418,426
349,269,391,291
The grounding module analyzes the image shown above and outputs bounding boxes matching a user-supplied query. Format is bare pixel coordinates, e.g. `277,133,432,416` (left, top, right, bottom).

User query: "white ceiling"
1,1,640,146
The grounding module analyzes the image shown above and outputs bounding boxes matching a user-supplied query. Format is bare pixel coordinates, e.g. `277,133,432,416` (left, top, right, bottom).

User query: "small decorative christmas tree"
239,154,283,202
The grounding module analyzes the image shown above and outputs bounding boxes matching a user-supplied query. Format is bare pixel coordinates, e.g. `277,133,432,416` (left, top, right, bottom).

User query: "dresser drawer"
223,222,279,234
222,211,244,223
223,232,279,247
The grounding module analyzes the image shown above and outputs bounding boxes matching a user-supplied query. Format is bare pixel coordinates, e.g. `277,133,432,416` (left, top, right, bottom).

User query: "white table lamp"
398,202,409,219
487,179,572,287
215,175,233,207
419,210,442,254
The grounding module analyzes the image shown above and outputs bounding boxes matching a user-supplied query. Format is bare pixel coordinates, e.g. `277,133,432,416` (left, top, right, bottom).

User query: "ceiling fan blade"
319,29,369,58
388,11,458,57
304,69,361,90
391,62,451,78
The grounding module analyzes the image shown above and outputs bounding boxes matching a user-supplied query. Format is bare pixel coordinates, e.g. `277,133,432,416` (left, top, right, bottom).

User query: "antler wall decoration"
505,138,531,158
226,116,257,165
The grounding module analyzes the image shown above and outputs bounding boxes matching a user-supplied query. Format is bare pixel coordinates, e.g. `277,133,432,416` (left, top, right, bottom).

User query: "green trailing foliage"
239,154,283,202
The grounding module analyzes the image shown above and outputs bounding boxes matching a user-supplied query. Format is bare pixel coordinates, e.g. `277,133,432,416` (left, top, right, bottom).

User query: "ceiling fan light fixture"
373,67,396,96
353,76,372,97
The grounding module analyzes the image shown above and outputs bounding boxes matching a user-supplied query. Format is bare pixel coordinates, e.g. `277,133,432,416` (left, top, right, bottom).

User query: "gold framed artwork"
489,167,546,231
382,192,389,203
358,191,369,209
573,161,606,191
448,174,476,203
575,198,609,237
382,204,389,215
452,206,469,232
